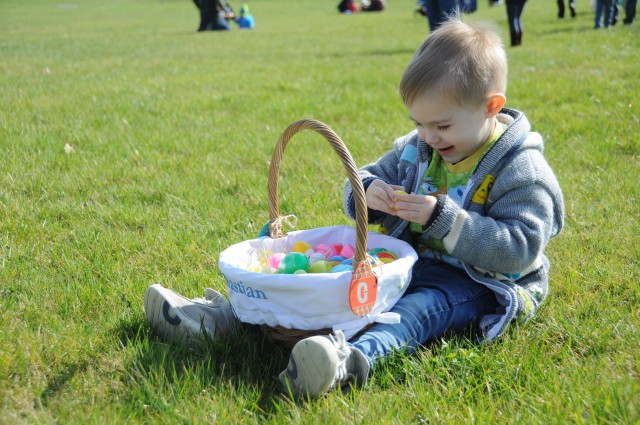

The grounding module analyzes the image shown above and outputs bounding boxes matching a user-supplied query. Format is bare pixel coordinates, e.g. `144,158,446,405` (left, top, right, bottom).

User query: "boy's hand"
366,180,437,225
365,180,405,216
394,192,437,226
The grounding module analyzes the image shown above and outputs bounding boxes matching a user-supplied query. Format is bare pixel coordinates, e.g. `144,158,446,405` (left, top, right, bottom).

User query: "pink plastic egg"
315,243,338,259
339,245,355,258
267,252,286,269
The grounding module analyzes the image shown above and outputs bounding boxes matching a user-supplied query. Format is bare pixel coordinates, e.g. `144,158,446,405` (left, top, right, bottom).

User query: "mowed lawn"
1,0,638,423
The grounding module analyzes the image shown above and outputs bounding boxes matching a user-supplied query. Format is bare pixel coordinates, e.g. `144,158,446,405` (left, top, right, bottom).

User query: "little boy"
144,16,564,399
235,4,255,29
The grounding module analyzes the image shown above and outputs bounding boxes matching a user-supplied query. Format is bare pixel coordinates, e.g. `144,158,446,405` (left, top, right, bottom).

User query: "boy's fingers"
375,185,398,205
394,194,413,206
374,198,396,215
368,189,396,214
385,186,398,201
395,195,426,211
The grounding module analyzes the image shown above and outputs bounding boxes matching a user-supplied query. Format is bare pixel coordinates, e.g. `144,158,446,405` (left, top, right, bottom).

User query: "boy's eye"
436,125,450,131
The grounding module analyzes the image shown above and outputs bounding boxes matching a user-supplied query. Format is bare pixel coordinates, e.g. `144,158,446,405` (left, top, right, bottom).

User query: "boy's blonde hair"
400,16,507,108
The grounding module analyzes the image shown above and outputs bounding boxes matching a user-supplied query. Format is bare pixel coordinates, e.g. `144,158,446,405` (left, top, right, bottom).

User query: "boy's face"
408,91,498,164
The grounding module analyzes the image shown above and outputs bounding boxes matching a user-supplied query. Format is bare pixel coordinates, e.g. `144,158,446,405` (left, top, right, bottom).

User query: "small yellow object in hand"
393,190,407,211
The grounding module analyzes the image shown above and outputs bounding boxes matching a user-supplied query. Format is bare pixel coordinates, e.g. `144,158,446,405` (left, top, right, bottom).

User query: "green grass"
1,0,638,423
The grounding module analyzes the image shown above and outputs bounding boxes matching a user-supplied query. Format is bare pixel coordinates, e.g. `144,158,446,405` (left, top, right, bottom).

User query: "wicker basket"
219,119,417,350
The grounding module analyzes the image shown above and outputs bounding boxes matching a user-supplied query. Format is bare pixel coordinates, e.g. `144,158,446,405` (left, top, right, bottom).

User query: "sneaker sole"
280,336,338,398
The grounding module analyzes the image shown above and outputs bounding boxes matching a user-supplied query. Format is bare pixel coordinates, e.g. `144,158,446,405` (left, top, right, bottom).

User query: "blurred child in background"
235,4,255,29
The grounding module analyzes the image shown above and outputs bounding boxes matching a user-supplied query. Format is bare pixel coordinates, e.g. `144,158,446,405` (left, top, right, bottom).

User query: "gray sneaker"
144,284,238,344
278,330,370,399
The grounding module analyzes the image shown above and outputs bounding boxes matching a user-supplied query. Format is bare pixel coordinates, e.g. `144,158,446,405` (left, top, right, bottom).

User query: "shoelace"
192,296,210,305
330,330,351,385
191,288,225,306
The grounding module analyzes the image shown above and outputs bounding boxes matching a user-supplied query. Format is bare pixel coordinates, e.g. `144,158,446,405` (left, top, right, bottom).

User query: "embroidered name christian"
226,279,268,299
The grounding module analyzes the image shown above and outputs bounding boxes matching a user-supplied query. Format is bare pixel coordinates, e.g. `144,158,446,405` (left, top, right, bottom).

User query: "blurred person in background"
557,0,576,18
423,0,459,31
338,0,360,13
362,0,387,11
235,4,255,29
505,0,527,46
623,0,637,24
594,0,615,28
194,0,235,31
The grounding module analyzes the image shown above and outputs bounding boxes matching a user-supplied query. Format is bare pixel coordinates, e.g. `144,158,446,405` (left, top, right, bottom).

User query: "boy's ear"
485,94,506,117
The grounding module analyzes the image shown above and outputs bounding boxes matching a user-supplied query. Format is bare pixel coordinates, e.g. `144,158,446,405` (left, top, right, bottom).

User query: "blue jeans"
349,259,499,369
506,1,527,45
595,0,614,28
425,0,458,31
625,0,637,23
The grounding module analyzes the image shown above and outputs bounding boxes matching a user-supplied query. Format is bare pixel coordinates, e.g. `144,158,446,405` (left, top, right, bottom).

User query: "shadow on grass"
327,47,416,59
534,24,597,36
113,315,294,417
39,361,90,408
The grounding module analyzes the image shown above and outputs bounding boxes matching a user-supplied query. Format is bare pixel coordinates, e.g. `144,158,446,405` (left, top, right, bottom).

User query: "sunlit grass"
1,0,638,423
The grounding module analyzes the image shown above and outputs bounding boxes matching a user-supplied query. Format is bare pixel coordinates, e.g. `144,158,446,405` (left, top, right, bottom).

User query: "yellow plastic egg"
293,241,313,254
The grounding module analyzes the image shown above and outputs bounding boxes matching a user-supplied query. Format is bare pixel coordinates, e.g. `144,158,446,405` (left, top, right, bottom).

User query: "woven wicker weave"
260,119,372,349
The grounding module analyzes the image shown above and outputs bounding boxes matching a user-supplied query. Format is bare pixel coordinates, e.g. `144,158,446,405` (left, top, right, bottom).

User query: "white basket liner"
219,225,418,339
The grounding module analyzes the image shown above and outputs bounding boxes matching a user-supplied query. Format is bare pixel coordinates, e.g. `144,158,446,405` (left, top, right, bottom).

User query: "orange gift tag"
349,260,378,316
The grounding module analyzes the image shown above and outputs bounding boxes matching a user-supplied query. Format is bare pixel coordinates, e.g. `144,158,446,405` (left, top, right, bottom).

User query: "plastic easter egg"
339,244,355,258
315,243,338,259
331,243,344,254
308,260,333,273
260,266,278,274
267,252,286,269
278,252,310,274
395,190,408,195
341,258,353,265
308,252,327,265
377,256,396,264
330,264,354,273
368,248,398,261
293,269,307,274
293,241,313,254
376,251,398,264
327,255,347,263
376,251,397,260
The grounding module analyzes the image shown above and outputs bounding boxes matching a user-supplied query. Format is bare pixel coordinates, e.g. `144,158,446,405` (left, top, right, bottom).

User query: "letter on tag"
349,261,377,316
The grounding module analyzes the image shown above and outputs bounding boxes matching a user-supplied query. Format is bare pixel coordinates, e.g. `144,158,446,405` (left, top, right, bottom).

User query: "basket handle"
268,119,369,264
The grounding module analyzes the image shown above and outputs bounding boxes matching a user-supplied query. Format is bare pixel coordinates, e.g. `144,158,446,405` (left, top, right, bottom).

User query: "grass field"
1,0,639,423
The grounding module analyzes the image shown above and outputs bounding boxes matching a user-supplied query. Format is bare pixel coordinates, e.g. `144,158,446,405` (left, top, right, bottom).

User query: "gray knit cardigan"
344,108,565,340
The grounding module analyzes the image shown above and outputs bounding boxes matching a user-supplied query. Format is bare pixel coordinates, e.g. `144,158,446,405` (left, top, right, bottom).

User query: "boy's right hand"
365,180,405,216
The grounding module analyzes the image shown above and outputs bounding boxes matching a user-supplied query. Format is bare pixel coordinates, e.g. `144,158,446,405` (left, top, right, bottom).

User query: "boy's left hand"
394,193,438,226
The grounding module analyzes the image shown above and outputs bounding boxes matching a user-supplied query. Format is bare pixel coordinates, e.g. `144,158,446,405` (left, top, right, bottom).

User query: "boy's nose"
420,128,437,145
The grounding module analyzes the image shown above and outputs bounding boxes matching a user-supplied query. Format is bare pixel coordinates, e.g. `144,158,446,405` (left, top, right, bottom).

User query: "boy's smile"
408,91,500,164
